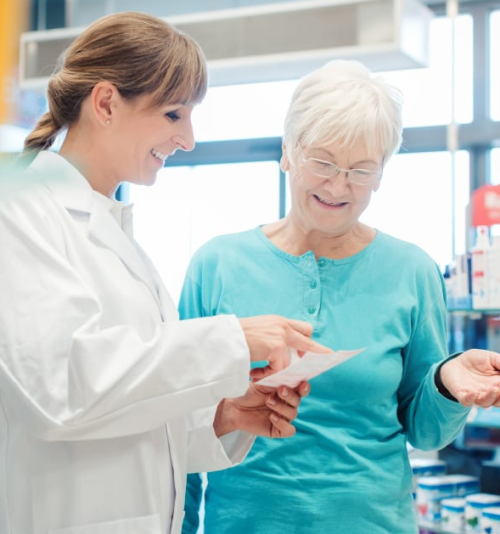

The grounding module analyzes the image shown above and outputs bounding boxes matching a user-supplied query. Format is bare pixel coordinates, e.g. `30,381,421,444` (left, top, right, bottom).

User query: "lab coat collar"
29,150,95,212
29,151,163,309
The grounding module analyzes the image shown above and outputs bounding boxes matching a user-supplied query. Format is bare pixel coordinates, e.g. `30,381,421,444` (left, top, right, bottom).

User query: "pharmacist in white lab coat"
0,12,330,534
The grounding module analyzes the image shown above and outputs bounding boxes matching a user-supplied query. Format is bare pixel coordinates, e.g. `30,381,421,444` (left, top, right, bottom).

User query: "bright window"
192,13,473,144
381,14,473,126
361,151,470,269
492,148,500,185
193,79,297,142
491,10,500,121
490,149,500,238
130,161,280,304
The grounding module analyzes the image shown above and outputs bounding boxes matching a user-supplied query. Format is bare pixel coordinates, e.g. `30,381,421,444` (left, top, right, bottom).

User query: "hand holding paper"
256,348,365,388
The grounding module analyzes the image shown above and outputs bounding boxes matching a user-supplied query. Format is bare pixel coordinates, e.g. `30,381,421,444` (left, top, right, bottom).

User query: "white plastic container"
465,493,500,533
410,458,447,500
471,225,491,309
416,475,480,525
481,506,500,534
441,498,466,534
488,236,500,309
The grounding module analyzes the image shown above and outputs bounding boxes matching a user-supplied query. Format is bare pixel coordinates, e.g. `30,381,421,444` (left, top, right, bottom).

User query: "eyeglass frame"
297,145,383,186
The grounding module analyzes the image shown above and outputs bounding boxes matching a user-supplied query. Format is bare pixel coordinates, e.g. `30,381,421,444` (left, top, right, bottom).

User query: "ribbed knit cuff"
434,353,463,402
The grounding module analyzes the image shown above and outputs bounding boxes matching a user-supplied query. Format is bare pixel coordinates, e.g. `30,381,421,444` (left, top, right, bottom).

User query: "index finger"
284,319,332,355
286,325,332,355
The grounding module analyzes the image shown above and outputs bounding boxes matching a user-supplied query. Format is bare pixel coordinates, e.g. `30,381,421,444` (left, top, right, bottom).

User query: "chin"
136,173,158,188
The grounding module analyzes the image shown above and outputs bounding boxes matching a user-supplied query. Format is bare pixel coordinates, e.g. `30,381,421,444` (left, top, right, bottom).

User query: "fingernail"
281,388,289,397
267,396,277,405
271,414,279,423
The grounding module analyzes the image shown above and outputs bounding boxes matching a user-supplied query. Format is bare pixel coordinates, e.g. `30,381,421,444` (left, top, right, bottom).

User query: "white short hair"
283,60,403,164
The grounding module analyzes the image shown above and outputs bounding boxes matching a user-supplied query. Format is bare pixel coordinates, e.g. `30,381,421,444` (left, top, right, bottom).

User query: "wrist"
434,360,459,402
213,398,237,438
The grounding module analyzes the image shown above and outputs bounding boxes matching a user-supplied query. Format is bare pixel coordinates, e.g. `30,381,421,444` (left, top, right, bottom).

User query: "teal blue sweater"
180,228,470,534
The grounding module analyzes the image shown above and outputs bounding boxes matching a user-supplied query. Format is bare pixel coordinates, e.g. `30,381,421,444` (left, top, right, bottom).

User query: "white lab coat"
0,151,254,534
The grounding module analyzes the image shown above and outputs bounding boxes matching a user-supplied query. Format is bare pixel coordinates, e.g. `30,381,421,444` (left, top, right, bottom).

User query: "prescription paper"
257,348,365,388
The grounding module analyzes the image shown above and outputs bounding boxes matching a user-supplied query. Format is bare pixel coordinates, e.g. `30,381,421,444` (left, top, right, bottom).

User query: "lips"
313,194,347,207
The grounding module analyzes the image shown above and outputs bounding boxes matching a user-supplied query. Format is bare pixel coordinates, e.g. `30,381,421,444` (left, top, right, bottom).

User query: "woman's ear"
372,177,382,193
90,82,119,127
280,143,290,172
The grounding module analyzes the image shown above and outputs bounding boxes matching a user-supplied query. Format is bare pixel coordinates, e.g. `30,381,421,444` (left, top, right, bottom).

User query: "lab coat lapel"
135,243,179,321
87,204,161,306
31,151,161,306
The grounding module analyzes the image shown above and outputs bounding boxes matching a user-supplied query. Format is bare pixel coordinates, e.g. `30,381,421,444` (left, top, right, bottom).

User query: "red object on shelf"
472,184,500,227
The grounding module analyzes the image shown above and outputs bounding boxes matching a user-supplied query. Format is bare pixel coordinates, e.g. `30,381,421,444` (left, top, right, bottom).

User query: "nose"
324,171,349,193
173,120,195,152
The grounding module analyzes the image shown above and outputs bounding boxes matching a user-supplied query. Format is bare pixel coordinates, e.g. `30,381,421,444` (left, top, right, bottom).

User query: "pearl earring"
105,120,111,126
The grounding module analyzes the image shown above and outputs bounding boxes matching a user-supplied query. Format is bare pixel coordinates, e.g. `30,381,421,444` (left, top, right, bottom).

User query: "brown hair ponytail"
23,111,61,152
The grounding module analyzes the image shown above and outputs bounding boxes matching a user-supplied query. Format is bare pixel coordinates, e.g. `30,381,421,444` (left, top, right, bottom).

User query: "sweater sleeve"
397,263,470,450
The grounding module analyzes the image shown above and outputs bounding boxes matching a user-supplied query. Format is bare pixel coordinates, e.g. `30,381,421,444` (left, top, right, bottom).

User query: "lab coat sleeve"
181,406,255,534
0,186,251,442
179,251,255,472
186,405,254,474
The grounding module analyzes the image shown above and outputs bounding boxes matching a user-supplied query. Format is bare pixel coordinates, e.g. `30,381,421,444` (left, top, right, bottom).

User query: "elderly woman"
181,60,500,534
0,12,331,534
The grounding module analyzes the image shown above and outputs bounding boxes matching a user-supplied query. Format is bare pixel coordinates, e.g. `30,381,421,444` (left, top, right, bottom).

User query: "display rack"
418,523,458,534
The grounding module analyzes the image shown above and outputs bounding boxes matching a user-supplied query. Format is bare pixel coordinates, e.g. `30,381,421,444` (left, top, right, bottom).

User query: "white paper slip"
256,348,365,388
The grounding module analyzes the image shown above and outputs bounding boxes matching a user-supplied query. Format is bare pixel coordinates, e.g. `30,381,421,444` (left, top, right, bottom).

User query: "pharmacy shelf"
418,522,459,534
447,306,500,315
448,309,500,315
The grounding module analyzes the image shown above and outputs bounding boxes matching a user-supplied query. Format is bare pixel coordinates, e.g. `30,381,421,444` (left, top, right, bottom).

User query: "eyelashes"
165,111,180,122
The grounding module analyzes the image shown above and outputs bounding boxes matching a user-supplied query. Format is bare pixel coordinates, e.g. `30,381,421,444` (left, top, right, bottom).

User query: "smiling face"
106,92,195,188
59,84,197,197
283,139,383,238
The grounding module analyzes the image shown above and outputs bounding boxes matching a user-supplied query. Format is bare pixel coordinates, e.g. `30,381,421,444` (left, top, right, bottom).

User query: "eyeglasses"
299,148,382,186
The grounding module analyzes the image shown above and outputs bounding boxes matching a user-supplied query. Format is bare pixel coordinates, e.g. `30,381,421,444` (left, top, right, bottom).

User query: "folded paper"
257,348,365,388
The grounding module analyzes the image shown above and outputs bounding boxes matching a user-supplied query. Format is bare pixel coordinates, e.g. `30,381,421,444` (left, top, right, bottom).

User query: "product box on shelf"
411,458,448,500
465,493,500,534
488,236,500,309
417,475,480,526
471,226,491,310
481,506,500,534
441,497,466,534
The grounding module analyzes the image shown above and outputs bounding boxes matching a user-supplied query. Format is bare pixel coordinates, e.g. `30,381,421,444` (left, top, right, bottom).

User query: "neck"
262,217,375,259
59,126,118,199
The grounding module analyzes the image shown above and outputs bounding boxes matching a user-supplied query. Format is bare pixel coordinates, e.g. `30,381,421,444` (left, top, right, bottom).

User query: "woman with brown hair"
0,12,329,534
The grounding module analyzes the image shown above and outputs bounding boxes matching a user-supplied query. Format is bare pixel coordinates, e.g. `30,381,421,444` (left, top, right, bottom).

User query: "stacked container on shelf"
471,226,500,310
416,474,480,528
472,226,491,310
488,236,500,309
446,225,500,310
410,456,500,534
464,493,500,533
